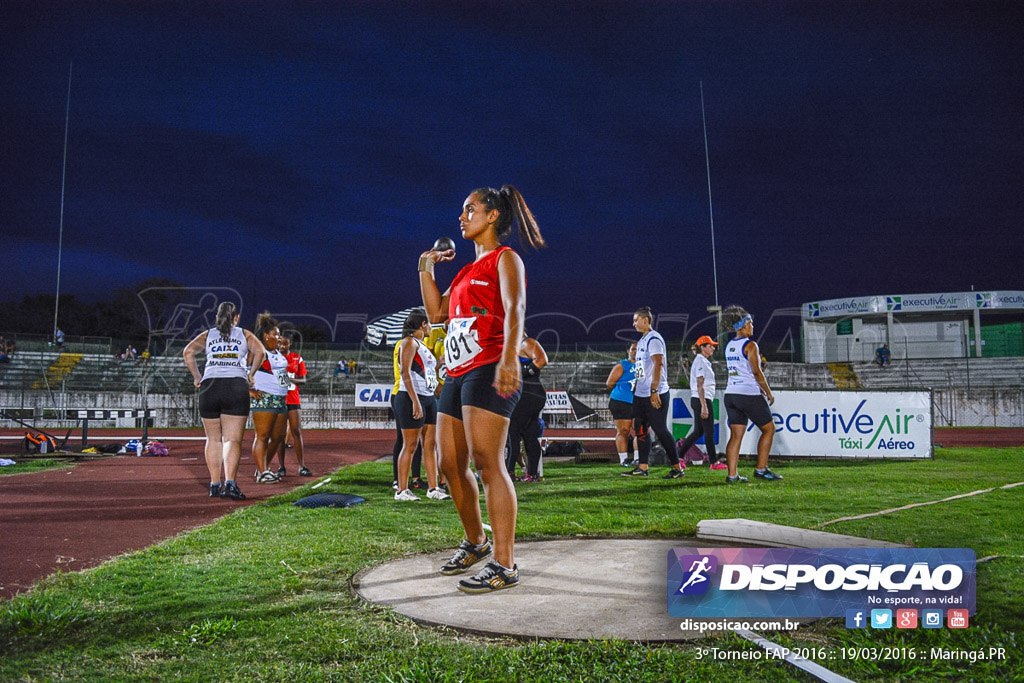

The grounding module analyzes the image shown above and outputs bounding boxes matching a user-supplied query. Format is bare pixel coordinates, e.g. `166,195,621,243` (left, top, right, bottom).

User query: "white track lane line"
735,629,855,683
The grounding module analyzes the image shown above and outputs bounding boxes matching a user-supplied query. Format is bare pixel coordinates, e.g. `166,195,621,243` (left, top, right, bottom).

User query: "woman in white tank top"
250,312,291,484
394,309,443,500
184,302,265,501
721,306,782,484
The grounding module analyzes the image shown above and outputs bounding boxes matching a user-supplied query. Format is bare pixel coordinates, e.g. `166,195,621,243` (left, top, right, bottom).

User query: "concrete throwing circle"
353,538,725,641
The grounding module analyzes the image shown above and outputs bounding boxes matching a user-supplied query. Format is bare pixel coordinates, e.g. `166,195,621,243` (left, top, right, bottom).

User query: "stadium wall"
2,389,1023,430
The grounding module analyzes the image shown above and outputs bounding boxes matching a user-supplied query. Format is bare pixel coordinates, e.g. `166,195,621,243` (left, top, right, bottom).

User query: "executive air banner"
717,390,933,459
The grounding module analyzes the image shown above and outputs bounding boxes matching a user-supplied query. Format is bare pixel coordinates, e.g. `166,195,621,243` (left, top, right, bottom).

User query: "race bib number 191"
445,318,484,370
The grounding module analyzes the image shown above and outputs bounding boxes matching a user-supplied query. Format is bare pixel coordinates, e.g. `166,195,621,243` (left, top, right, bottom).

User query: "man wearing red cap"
676,335,725,469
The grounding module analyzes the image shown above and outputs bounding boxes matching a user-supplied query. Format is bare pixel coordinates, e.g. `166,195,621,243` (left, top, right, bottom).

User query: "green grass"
0,457,72,476
1,448,1022,681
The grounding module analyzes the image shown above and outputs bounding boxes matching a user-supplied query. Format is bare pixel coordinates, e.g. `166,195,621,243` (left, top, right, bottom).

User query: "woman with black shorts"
721,306,781,483
605,341,637,467
419,185,545,593
394,308,448,501
505,334,548,482
183,301,265,501
676,335,726,468
250,313,290,484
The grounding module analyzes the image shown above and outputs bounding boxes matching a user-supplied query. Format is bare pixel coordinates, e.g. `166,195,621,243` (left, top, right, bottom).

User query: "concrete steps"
826,362,861,389
31,353,83,390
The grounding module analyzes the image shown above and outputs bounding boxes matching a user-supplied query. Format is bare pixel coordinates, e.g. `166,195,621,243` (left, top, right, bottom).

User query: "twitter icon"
870,609,892,629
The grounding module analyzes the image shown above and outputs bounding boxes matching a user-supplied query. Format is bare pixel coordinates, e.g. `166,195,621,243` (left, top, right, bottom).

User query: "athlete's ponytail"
474,185,547,250
215,302,236,342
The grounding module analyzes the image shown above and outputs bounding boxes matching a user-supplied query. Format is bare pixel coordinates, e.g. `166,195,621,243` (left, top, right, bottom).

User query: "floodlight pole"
53,61,72,344
700,81,719,310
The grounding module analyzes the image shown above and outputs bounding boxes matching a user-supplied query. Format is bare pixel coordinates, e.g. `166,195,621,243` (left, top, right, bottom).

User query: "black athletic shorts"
394,391,437,429
198,377,250,419
286,402,301,412
608,397,634,421
439,362,520,419
725,393,773,428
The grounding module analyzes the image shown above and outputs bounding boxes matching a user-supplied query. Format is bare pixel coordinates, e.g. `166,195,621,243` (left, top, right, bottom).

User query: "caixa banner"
726,390,933,459
667,548,975,618
355,384,394,407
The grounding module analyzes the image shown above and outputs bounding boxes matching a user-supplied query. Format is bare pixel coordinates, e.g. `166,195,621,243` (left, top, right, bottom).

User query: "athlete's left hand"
492,357,521,398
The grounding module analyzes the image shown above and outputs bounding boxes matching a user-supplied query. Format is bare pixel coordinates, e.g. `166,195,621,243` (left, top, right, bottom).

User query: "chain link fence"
3,343,1023,429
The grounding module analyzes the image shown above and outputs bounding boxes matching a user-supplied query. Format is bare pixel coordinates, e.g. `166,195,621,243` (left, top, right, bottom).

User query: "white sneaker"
394,489,420,501
427,488,451,500
256,469,280,484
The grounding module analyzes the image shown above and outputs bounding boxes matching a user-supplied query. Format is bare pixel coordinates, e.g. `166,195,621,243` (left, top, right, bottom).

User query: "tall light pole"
700,81,723,338
53,62,72,344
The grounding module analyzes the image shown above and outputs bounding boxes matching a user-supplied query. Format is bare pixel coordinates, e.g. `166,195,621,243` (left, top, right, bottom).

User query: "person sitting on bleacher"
875,344,891,367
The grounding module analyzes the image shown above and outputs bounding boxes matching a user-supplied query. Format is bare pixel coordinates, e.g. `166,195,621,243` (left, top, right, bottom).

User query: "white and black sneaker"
256,469,281,484
394,488,420,501
426,487,451,500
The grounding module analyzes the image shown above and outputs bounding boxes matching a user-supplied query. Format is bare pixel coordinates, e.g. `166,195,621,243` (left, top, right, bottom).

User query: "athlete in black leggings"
622,306,684,479
505,335,548,481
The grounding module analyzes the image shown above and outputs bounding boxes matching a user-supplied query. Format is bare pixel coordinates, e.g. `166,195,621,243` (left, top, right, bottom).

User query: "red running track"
0,428,393,599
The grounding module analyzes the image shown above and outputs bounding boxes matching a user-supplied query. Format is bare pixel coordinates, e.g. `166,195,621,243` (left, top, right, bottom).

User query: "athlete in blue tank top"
606,342,638,466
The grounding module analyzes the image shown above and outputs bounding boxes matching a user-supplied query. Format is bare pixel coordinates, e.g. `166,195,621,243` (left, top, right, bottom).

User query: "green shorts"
251,393,287,414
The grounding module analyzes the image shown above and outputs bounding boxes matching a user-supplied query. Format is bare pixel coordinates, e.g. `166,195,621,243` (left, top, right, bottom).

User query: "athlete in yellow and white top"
393,309,450,501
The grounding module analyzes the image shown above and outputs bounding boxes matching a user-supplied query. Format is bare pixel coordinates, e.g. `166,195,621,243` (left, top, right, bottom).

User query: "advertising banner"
667,547,975,619
544,390,573,414
354,384,394,407
669,389,720,446
804,290,1024,319
722,390,932,459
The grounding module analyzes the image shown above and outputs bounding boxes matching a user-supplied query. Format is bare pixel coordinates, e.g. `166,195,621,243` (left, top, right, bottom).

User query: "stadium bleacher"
4,350,1024,394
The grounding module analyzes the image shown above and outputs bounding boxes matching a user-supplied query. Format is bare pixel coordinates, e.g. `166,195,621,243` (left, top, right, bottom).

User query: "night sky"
3,1,1023,346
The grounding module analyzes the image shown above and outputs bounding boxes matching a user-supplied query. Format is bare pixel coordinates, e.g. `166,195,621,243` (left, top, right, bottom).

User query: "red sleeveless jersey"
445,245,521,377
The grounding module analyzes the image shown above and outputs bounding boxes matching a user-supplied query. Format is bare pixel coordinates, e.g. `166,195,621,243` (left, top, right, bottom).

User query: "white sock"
618,452,628,464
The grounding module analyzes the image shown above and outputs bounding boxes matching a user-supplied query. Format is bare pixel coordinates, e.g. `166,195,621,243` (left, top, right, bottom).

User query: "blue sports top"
610,359,636,403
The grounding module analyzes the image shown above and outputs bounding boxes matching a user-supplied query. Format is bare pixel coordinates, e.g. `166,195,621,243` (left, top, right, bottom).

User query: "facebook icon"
845,609,867,629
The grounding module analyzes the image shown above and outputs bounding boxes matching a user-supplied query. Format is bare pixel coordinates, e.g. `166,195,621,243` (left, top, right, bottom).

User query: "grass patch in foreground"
0,457,72,476
1,447,1022,681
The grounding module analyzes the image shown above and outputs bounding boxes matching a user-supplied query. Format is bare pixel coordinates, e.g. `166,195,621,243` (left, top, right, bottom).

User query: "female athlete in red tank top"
444,244,516,376
418,185,545,593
